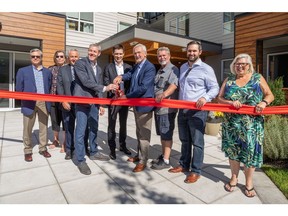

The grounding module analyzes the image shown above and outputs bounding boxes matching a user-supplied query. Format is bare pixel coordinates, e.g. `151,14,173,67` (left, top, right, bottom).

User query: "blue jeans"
62,106,75,154
178,109,208,175
75,104,99,163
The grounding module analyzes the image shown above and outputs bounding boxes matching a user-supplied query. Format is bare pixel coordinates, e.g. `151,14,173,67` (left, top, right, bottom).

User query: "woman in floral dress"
217,53,274,197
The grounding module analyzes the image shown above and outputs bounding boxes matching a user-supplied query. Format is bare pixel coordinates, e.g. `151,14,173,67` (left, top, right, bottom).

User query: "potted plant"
205,111,224,136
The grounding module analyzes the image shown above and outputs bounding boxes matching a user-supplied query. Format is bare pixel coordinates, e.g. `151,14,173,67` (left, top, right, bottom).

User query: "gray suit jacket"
73,57,104,99
57,64,74,96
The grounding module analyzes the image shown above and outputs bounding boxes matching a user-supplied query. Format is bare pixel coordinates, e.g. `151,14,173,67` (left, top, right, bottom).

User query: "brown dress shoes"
168,166,188,173
132,163,146,172
184,173,201,183
24,153,33,162
39,150,51,158
127,156,140,163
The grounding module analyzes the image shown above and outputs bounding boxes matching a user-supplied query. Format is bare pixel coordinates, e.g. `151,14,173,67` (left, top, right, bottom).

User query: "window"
223,12,234,34
66,12,94,33
267,52,288,87
118,22,132,32
169,14,189,36
221,59,233,82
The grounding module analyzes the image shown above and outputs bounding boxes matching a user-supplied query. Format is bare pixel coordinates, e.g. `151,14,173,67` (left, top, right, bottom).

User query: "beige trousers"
23,101,49,154
133,108,153,164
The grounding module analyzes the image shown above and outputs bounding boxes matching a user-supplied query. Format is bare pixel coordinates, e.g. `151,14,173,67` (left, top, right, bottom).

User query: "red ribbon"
1,90,287,115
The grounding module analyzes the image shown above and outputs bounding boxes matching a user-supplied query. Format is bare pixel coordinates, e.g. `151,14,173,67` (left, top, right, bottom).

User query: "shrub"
264,115,288,161
267,76,286,106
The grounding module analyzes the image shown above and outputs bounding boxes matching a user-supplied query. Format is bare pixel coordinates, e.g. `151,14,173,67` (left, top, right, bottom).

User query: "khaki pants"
133,108,153,164
23,101,49,154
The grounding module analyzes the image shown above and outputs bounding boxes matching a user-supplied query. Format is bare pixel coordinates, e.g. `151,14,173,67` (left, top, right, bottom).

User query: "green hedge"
264,115,288,160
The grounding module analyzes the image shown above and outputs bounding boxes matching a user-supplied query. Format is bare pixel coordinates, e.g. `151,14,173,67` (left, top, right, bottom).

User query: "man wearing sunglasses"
16,48,52,162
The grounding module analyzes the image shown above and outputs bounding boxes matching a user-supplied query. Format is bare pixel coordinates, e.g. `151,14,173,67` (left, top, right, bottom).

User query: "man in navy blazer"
114,43,156,172
73,43,118,175
103,44,132,160
16,48,52,162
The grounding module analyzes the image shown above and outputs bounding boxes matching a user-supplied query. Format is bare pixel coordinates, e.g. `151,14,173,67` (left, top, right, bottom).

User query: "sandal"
49,140,60,149
245,187,256,198
224,182,237,192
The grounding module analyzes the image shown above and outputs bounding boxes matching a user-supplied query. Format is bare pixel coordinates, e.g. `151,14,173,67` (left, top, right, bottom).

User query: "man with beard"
168,40,219,183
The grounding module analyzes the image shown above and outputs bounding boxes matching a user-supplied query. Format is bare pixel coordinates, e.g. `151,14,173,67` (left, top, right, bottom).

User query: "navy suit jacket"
73,57,104,99
15,65,52,116
103,62,132,98
122,59,156,113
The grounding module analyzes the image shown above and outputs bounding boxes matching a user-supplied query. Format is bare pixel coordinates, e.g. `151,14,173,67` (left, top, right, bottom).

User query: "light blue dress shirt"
179,59,219,102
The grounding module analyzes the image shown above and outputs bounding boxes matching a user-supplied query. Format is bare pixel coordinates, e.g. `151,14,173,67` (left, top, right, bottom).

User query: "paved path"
0,109,287,205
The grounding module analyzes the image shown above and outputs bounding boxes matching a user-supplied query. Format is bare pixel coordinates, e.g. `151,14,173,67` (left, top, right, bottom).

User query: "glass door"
0,52,10,108
0,51,30,108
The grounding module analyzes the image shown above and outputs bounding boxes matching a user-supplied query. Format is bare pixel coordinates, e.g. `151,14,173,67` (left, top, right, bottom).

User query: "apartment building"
1,12,287,109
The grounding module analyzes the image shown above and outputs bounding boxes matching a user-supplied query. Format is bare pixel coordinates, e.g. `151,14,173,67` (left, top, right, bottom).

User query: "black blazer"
103,62,132,98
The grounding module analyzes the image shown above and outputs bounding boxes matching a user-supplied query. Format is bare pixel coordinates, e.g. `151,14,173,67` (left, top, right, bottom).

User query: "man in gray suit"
57,49,87,160
73,43,118,175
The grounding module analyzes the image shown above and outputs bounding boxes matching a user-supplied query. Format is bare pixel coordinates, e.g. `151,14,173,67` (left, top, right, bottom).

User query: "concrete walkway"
0,109,287,204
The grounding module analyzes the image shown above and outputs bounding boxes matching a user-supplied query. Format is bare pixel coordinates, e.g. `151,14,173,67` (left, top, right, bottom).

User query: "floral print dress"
221,72,264,168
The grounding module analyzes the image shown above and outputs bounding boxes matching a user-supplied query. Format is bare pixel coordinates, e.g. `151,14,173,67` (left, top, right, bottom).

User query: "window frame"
223,12,234,35
168,13,189,36
66,12,94,34
221,58,233,82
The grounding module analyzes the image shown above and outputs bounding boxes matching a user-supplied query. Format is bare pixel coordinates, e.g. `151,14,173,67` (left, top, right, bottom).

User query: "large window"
221,59,233,82
169,14,189,36
66,12,94,34
223,12,234,34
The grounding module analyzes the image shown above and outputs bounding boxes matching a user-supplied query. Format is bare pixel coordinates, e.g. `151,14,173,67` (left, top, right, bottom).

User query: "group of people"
16,40,274,198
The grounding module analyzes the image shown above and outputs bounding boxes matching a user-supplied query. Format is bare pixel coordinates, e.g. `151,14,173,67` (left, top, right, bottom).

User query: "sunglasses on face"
31,55,41,59
56,55,64,58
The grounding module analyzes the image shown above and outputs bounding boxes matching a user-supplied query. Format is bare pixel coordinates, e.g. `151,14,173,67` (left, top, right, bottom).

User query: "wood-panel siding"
0,12,65,67
235,12,288,73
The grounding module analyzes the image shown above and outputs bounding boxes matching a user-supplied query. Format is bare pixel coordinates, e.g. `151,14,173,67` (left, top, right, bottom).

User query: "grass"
262,163,288,199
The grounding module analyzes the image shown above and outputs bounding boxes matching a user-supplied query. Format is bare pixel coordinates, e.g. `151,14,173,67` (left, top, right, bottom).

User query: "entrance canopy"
99,24,222,66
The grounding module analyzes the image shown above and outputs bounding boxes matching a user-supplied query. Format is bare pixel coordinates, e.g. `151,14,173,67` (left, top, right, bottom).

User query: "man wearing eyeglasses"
16,48,52,162
168,41,219,183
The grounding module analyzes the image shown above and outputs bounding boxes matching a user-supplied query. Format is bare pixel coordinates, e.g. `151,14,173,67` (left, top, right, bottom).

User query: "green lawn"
262,164,288,199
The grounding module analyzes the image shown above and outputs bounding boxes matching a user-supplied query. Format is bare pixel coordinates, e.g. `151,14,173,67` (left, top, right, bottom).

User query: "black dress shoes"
120,146,131,155
109,149,116,160
65,152,72,160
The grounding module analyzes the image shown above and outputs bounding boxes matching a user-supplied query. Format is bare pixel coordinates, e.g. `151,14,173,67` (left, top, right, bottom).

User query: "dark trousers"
178,109,208,175
107,105,129,150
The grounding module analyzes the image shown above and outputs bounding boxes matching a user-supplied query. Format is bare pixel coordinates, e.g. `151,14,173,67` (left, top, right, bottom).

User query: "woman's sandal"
245,187,256,198
224,182,237,192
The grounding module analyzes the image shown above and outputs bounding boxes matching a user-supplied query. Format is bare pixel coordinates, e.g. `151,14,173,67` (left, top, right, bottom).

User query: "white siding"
117,12,137,25
65,12,137,49
189,13,223,44
165,12,235,49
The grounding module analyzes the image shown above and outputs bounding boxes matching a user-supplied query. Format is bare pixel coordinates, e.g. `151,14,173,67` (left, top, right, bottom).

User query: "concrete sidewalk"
0,109,287,204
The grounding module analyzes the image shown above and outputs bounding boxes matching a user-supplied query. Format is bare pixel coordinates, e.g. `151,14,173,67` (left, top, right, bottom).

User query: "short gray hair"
89,43,101,52
30,48,43,57
157,47,170,56
133,43,147,54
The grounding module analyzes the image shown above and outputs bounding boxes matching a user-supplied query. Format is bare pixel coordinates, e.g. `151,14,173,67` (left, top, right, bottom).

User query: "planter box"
205,122,221,136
